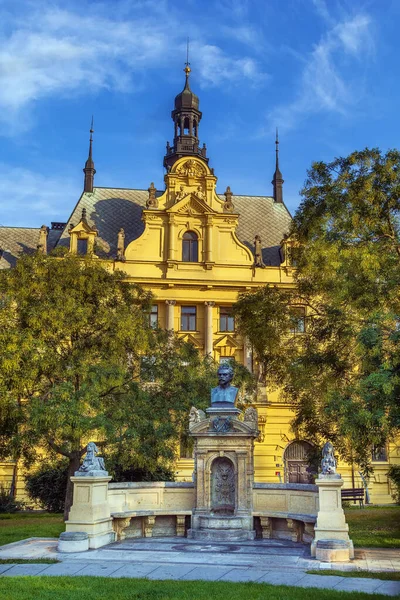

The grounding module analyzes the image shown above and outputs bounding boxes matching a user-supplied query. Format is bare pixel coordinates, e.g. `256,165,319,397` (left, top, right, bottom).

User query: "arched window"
182,231,198,262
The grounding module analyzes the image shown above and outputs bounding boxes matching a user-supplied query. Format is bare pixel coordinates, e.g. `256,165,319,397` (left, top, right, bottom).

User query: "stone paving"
1,536,400,596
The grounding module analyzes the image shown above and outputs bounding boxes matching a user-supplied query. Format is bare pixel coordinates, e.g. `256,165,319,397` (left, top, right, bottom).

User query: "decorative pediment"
189,415,258,435
178,333,203,348
214,335,240,349
170,194,214,216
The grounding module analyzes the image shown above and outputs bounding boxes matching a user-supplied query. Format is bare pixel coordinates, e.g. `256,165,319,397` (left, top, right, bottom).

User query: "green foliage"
0,486,25,513
25,460,68,512
387,465,400,504
0,252,155,514
0,253,255,512
234,149,400,474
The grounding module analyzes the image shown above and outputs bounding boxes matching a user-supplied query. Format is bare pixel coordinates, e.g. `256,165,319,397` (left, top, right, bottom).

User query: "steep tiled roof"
0,227,61,269
56,187,291,266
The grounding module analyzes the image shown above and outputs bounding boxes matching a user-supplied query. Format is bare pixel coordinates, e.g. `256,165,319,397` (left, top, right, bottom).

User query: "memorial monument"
311,443,354,562
187,364,259,541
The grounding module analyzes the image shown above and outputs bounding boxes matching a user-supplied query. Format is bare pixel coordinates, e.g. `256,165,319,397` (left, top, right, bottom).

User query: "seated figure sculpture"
321,441,337,475
76,442,107,476
211,364,239,406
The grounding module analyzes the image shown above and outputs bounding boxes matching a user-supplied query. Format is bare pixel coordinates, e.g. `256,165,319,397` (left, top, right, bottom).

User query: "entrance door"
284,441,314,483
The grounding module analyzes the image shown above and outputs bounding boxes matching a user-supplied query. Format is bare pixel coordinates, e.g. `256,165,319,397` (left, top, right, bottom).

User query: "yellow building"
0,65,397,504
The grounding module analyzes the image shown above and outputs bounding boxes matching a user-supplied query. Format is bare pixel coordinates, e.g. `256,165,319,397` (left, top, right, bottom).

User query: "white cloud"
266,10,374,133
0,2,267,134
0,163,80,227
195,44,267,88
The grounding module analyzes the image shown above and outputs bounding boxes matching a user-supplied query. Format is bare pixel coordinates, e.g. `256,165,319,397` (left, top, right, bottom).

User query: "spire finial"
184,37,191,81
83,116,96,193
272,127,284,203
89,116,94,158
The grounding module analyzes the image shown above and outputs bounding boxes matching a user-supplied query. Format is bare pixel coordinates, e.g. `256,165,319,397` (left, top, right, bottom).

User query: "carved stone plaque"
211,457,235,515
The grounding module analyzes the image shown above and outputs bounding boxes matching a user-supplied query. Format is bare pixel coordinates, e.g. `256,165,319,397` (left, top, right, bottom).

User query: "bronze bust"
211,364,238,406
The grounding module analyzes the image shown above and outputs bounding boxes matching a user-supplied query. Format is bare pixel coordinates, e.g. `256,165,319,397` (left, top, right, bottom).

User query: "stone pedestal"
311,475,354,560
187,405,258,542
65,475,115,549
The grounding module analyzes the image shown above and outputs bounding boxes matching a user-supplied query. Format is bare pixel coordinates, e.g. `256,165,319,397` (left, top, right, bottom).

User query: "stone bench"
111,510,192,540
253,511,316,543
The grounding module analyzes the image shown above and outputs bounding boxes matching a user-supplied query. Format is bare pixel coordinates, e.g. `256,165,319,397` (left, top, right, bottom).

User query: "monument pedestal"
64,475,115,549
187,405,258,542
311,475,354,561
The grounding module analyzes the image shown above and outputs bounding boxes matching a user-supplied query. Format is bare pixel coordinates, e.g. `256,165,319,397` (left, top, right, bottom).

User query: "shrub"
0,485,25,513
25,460,68,513
387,465,400,504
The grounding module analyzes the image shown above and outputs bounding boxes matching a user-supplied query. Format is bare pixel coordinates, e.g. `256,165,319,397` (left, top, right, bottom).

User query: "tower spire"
163,56,209,171
272,128,284,203
83,116,96,193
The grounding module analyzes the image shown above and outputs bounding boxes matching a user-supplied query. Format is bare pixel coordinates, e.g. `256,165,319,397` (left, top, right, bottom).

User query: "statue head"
217,364,234,388
322,442,334,457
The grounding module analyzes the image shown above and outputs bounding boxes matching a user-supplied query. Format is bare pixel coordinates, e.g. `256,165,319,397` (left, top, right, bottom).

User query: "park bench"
253,510,316,543
111,509,192,540
341,487,364,508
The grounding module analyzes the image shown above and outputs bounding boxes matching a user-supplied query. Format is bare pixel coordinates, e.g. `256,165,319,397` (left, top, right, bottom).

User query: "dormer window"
182,231,198,262
77,239,88,255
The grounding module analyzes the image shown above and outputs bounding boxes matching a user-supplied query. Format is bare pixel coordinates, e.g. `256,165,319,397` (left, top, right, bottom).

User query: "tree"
235,149,400,476
0,252,256,517
0,252,153,517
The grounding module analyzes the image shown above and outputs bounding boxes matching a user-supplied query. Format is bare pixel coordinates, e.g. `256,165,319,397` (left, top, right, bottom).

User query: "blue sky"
0,0,397,226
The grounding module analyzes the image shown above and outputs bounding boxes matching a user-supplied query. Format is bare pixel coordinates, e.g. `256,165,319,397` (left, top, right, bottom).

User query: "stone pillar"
205,215,213,263
311,475,354,560
65,476,115,549
168,215,176,261
204,302,215,356
165,300,176,331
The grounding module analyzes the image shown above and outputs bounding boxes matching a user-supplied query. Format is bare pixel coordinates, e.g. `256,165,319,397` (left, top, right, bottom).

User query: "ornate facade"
0,65,396,503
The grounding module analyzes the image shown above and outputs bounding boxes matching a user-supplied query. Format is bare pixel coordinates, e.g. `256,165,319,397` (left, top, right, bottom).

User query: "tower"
272,129,284,203
164,62,208,171
83,118,96,193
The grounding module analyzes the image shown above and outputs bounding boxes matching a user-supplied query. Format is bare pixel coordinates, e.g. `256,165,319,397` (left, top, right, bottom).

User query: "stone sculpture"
212,457,235,513
76,442,108,477
244,406,258,427
189,406,206,426
211,364,239,406
175,185,187,201
146,182,158,208
254,235,265,268
321,441,337,475
223,186,234,212
116,228,125,261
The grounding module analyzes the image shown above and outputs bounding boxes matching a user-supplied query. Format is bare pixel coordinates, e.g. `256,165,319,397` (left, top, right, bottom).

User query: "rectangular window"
149,305,158,328
181,306,196,331
290,307,306,333
219,307,235,332
372,445,388,462
77,238,88,255
288,246,301,267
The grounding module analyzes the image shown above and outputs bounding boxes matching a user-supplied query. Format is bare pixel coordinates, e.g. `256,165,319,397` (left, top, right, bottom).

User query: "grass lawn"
308,569,400,581
344,506,400,548
0,577,391,600
0,512,64,547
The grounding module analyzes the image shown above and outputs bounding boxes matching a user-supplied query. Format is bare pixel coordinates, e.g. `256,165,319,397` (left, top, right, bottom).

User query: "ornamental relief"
211,457,235,514
176,158,206,178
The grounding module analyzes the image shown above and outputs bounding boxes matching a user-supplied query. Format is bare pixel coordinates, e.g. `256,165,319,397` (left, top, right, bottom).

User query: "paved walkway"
1,537,400,596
